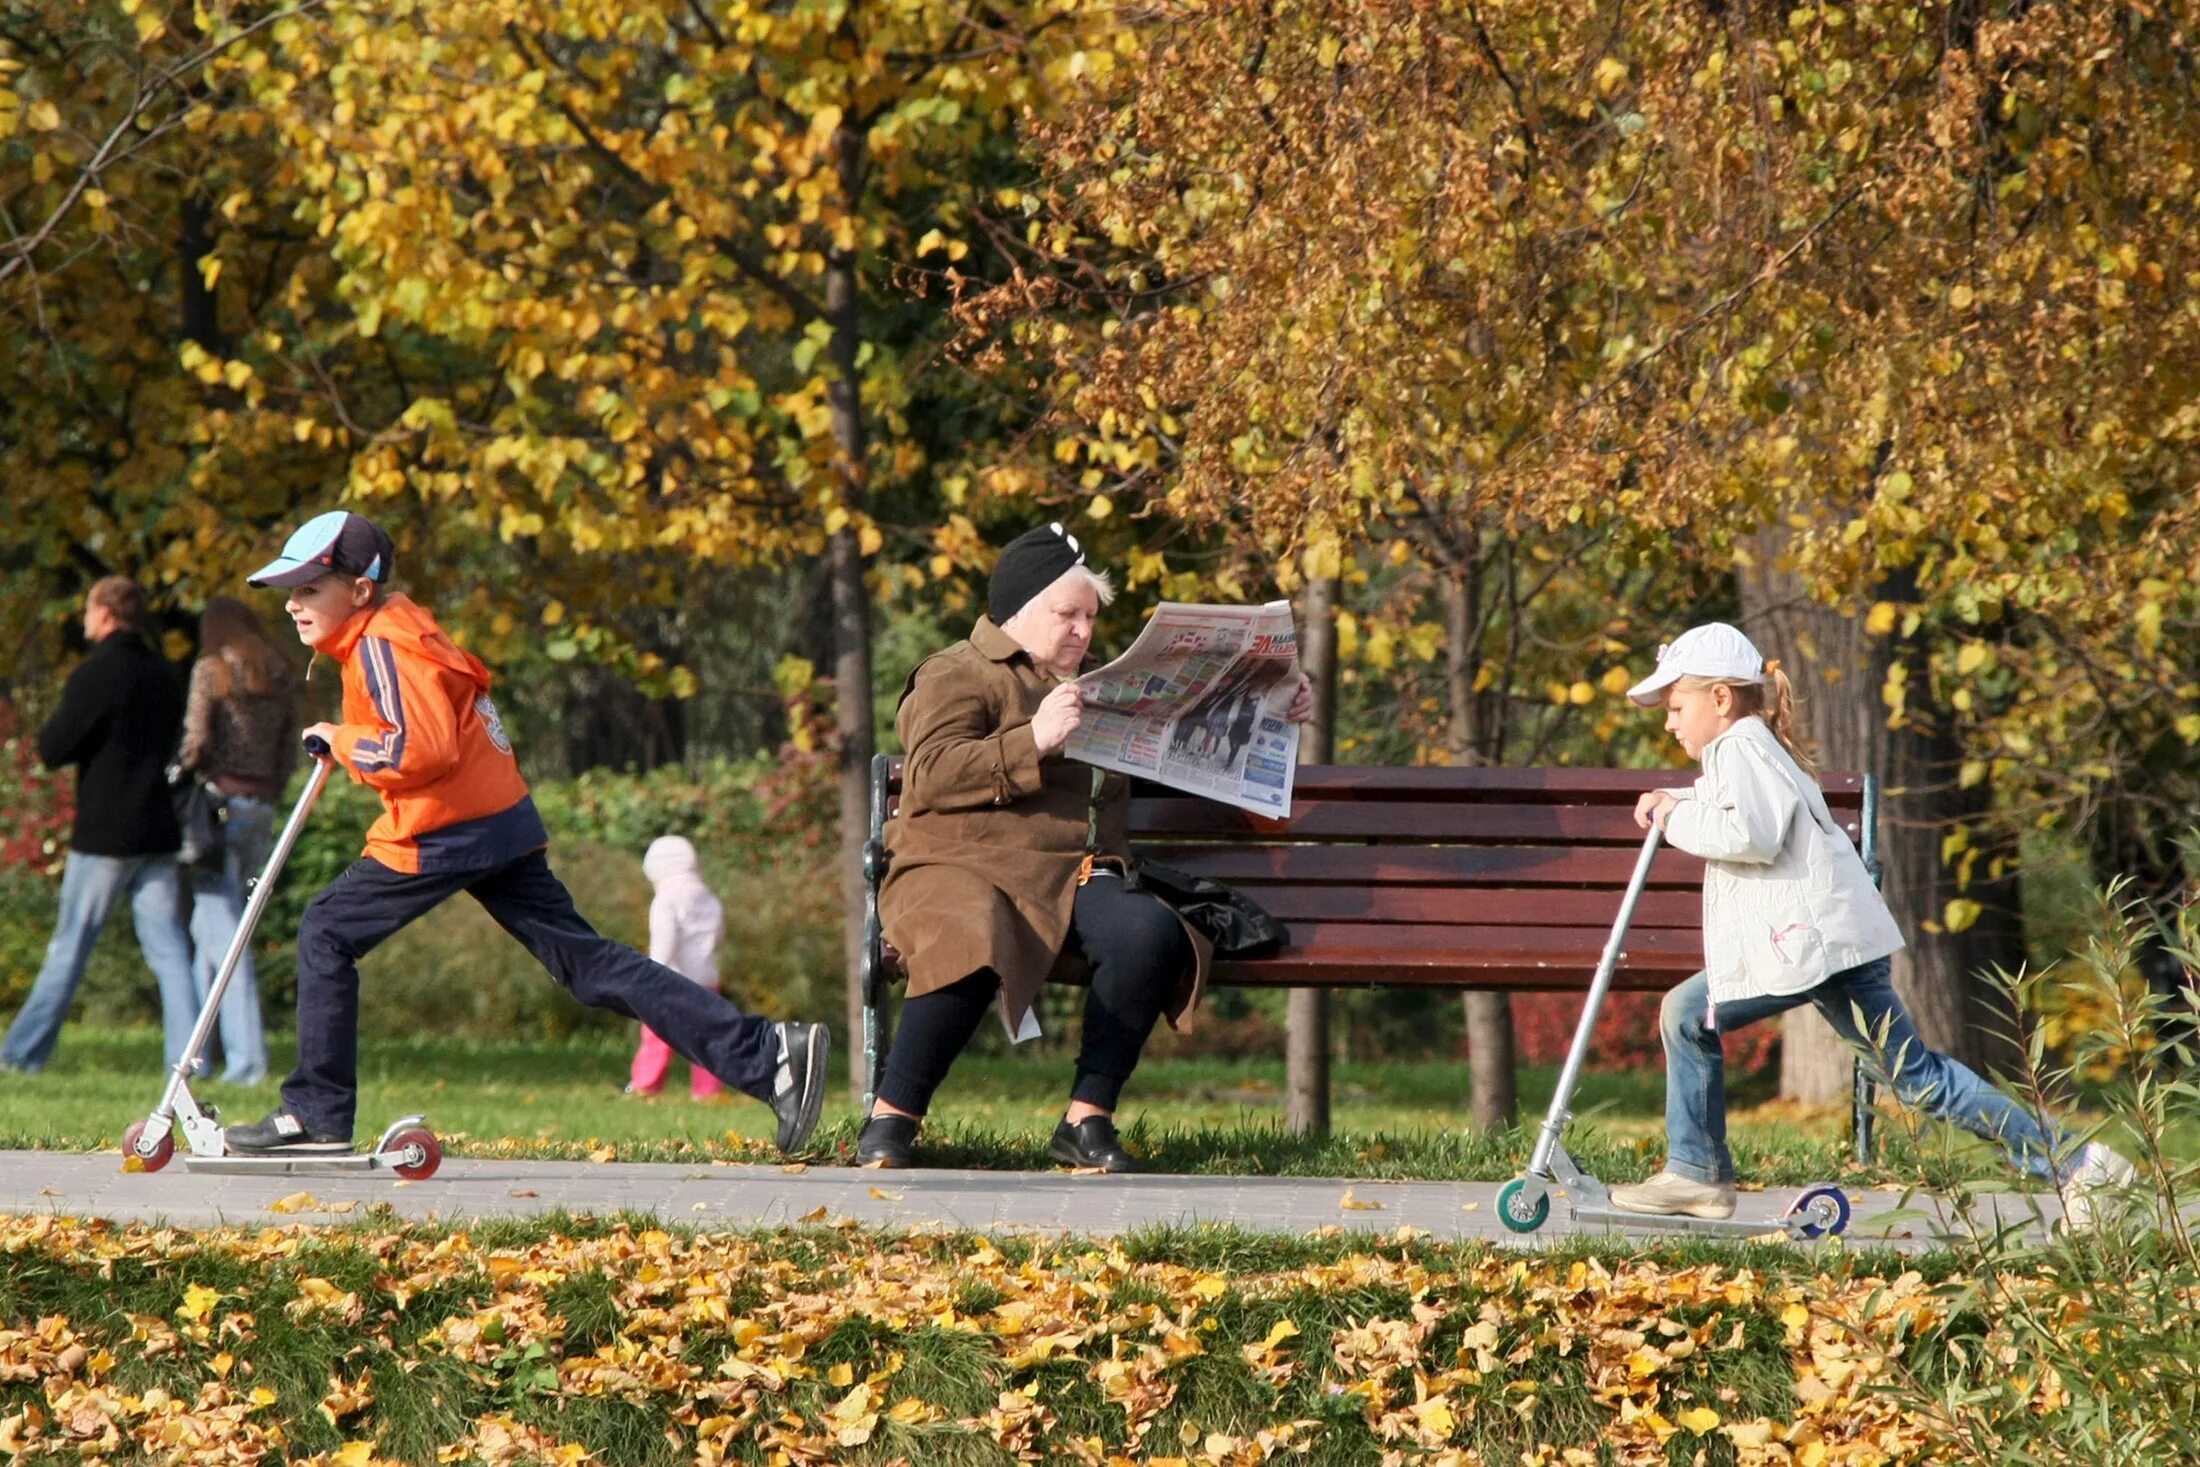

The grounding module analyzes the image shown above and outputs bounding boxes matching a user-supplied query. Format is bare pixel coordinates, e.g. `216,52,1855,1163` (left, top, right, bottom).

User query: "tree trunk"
1286,576,1338,1136
1739,533,2023,1102
827,119,876,1094
1444,558,1518,1131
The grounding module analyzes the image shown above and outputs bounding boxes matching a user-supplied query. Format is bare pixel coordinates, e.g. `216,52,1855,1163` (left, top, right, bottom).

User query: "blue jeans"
188,795,273,1083
1659,957,2069,1184
1,851,200,1072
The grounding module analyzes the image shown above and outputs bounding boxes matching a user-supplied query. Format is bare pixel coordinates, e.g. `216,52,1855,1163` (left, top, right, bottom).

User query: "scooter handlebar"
303,734,331,758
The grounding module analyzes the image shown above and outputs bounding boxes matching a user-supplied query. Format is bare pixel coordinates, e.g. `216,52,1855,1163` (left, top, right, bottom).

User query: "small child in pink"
625,836,726,1098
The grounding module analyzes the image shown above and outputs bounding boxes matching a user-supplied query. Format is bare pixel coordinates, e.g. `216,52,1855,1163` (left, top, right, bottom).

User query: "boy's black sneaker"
770,1022,830,1155
223,1110,351,1154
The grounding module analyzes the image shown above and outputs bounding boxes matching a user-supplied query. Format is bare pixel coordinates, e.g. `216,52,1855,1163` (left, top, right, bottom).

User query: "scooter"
1495,825,1850,1241
121,737,442,1179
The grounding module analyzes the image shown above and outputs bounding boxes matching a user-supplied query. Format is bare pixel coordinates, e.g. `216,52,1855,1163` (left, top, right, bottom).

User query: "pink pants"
629,1025,725,1098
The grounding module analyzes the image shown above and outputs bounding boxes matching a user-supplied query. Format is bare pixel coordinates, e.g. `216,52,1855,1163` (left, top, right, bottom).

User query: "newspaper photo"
1066,600,1302,818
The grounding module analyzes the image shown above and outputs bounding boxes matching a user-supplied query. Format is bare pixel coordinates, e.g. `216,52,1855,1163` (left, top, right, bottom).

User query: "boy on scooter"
223,511,831,1156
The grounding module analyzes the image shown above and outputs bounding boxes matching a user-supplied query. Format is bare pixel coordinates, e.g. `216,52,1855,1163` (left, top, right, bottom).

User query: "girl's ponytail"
1759,660,1817,774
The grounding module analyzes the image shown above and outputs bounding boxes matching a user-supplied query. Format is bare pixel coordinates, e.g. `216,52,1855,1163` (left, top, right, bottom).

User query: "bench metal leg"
861,753,893,1116
1851,1060,1876,1165
1852,773,1881,1165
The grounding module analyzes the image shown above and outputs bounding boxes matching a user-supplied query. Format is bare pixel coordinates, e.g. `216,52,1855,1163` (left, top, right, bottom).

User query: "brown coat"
879,616,1210,1035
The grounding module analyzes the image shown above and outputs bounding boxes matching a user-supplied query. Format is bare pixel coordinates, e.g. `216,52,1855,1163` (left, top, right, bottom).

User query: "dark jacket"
38,631,185,858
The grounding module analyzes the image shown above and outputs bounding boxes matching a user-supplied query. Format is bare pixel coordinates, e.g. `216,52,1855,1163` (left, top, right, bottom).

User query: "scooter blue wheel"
1786,1184,1851,1239
1497,1178,1551,1234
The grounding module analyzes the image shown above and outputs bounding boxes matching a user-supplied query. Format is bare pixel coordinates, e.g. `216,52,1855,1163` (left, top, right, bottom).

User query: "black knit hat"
987,522,1087,624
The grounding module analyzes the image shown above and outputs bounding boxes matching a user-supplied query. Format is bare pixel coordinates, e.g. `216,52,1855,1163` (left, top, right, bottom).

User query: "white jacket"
1661,717,1905,1004
643,836,724,989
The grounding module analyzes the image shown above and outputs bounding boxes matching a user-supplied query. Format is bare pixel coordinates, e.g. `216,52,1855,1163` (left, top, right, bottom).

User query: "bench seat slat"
1196,884,1704,928
1137,843,1708,888
1265,920,1701,960
1207,958,1689,991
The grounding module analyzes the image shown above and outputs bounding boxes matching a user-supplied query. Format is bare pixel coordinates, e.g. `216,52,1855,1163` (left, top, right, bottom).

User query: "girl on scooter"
1612,622,2134,1232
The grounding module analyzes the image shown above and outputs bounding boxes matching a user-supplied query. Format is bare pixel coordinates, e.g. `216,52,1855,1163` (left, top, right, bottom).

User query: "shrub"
1848,886,2200,1462
1512,990,1780,1078
0,753,840,1040
0,696,71,877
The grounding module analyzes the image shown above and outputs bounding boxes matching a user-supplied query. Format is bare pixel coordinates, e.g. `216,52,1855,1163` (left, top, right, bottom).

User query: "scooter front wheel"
1497,1178,1551,1234
386,1127,441,1181
121,1119,174,1173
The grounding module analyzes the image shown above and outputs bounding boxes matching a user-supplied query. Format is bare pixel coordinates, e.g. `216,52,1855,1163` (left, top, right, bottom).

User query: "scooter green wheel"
1497,1178,1550,1234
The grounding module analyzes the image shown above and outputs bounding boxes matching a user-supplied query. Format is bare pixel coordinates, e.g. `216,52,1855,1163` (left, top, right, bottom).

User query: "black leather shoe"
1049,1116,1137,1173
856,1113,919,1168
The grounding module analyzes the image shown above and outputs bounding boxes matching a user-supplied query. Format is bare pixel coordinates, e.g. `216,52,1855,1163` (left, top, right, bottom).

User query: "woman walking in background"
177,595,297,1085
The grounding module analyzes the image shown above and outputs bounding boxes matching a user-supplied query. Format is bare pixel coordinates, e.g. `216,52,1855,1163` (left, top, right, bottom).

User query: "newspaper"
1066,600,1302,818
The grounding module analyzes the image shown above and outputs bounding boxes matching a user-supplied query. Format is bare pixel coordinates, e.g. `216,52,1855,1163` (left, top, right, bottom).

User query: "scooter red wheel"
122,1119,174,1173
387,1127,441,1180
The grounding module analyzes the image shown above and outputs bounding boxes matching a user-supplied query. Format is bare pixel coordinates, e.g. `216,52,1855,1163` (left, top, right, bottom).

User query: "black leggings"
878,874,1191,1115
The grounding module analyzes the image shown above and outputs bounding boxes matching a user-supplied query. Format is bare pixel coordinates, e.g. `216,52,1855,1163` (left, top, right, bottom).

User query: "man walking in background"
0,577,200,1074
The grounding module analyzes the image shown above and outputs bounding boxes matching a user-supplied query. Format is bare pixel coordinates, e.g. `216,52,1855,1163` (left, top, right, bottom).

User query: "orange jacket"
320,594,547,875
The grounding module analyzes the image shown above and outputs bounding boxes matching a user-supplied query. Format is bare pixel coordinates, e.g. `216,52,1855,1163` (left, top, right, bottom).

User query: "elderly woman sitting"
863,524,1312,1172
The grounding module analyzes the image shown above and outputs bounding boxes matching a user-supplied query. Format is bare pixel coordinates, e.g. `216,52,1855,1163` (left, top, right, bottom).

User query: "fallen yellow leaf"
868,1186,903,1200
800,1205,830,1223
1676,1405,1721,1433
269,1190,318,1214
1339,1189,1384,1212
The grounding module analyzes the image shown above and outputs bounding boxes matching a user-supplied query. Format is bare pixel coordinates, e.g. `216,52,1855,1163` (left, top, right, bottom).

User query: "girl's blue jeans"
1660,957,2069,1185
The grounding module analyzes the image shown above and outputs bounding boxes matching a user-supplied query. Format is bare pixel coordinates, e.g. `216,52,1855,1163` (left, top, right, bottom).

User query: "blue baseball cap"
246,511,395,589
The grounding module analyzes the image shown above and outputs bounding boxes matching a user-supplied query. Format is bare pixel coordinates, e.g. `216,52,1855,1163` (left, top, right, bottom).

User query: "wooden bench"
861,755,1883,1158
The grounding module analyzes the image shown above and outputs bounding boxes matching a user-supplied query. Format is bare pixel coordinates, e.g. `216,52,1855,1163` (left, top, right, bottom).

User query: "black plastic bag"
1131,859,1289,958
168,766,227,871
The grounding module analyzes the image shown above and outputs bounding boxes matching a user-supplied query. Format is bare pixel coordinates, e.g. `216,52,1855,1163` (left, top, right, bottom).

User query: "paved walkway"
0,1148,2061,1247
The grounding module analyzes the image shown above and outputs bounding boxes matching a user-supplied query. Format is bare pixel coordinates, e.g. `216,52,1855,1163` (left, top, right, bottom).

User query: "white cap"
1625,623,1765,706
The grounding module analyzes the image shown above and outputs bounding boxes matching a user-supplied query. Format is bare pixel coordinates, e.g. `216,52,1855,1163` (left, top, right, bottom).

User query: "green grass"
0,1024,2095,1187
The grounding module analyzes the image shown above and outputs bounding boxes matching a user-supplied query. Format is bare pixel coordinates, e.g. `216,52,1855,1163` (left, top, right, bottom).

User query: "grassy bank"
0,1027,2065,1189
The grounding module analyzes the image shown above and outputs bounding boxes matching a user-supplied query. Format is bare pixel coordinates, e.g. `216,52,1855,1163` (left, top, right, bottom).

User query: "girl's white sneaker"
2060,1142,2138,1234
1608,1170,1737,1219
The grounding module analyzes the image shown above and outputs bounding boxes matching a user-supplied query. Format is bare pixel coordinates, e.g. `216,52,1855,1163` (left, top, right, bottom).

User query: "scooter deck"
181,1151,401,1176
1565,1200,1810,1240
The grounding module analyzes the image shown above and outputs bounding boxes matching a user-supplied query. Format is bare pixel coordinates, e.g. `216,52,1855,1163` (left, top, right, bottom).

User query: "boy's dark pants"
284,851,781,1137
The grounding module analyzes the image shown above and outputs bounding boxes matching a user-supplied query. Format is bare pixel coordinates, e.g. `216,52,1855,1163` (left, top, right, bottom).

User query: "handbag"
1131,858,1290,959
168,765,227,871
